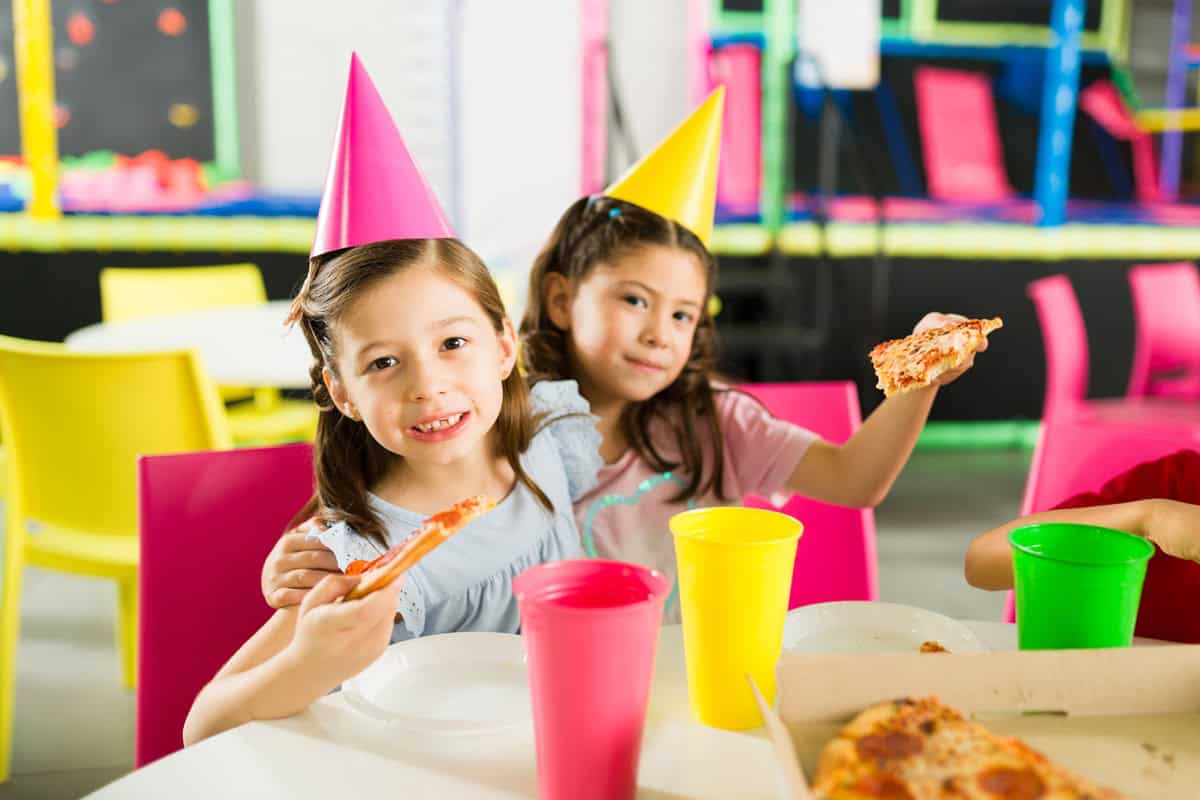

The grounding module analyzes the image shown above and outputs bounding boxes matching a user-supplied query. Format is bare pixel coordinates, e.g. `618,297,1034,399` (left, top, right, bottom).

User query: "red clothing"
1053,449,1200,643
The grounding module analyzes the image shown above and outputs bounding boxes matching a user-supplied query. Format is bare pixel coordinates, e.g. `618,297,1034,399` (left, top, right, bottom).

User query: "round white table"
86,620,1079,799
64,301,313,390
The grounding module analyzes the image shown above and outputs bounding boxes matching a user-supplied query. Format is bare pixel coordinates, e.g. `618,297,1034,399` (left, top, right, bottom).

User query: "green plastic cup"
1009,523,1155,650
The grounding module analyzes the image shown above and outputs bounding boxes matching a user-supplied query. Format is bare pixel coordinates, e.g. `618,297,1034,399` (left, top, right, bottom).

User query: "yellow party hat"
604,87,724,246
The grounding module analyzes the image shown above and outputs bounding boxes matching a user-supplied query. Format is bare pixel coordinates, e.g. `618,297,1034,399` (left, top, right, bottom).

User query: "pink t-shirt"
573,389,819,621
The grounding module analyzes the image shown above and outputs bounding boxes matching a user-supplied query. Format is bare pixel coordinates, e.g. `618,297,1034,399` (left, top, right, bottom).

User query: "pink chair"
1027,275,1092,421
738,382,878,609
1004,418,1200,622
136,442,314,768
1028,273,1200,427
1126,262,1200,400
914,66,1015,203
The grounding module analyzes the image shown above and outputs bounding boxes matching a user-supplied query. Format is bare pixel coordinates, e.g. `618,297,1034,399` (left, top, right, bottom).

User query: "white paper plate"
342,632,531,734
782,601,986,655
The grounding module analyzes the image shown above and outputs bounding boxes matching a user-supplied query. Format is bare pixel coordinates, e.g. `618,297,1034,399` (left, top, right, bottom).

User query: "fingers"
267,586,309,609
279,531,336,556
299,574,361,615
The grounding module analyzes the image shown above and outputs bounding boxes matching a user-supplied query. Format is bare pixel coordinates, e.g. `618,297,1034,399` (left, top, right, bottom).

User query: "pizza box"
752,644,1200,799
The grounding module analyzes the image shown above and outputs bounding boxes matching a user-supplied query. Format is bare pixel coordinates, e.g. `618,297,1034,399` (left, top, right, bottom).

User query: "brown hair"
288,238,550,548
520,195,728,503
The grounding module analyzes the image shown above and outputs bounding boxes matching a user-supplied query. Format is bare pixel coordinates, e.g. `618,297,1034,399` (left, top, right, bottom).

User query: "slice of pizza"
811,696,1126,799
344,495,495,600
869,317,1003,398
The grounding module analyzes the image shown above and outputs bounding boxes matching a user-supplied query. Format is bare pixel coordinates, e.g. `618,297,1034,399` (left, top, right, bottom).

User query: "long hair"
287,238,550,548
520,195,728,502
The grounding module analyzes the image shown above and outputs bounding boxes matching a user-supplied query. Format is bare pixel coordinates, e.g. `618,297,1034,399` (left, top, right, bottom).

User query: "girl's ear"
498,317,518,379
323,366,352,418
543,273,572,332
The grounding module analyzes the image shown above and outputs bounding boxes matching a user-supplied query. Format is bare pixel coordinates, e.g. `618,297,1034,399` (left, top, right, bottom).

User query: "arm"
184,573,402,745
964,501,1157,590
786,386,936,508
786,312,986,508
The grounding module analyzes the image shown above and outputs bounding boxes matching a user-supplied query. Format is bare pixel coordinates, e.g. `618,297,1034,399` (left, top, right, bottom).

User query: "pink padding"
1079,80,1160,203
738,382,878,609
710,44,762,210
136,442,314,768
914,66,1015,202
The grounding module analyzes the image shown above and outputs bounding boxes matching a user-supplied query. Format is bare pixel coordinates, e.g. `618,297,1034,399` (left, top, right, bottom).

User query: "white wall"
233,0,689,313
606,0,691,181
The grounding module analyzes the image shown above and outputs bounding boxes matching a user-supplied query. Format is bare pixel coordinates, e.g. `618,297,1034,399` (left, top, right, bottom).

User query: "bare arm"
183,574,402,745
963,501,1155,591
786,312,988,508
786,386,936,507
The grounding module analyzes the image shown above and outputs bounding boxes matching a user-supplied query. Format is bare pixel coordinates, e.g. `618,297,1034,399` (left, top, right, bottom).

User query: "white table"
64,301,313,390
86,621,1067,799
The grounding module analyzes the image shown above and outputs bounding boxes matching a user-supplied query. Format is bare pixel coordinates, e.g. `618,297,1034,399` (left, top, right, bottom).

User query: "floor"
0,448,1028,799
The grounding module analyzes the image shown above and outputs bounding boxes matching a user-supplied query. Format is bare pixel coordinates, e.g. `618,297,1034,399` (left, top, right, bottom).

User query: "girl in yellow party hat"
519,88,989,622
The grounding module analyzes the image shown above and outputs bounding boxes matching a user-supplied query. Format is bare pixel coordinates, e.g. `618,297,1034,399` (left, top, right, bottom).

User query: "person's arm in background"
965,499,1200,590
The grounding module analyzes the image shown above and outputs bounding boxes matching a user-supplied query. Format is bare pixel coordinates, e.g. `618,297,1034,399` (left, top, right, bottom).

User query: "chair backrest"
1026,274,1089,420
1126,262,1200,397
737,382,878,609
1021,417,1200,517
913,66,1015,202
136,442,314,767
99,263,266,323
0,335,230,538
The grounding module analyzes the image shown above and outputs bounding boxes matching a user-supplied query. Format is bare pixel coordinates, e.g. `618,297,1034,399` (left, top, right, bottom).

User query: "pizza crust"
811,697,1126,799
870,318,1003,398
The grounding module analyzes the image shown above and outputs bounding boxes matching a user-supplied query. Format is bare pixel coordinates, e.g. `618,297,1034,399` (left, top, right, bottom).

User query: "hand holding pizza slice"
870,315,1002,398
344,495,496,601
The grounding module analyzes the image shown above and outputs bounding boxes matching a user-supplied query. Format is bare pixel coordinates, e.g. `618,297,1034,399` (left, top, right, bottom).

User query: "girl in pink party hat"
185,54,598,745
519,89,991,622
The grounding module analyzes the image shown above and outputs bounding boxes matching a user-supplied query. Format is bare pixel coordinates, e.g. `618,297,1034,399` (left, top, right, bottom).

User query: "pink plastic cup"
514,560,670,800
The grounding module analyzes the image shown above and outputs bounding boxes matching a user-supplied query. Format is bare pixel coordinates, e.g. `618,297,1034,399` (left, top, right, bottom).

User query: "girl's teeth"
417,413,463,432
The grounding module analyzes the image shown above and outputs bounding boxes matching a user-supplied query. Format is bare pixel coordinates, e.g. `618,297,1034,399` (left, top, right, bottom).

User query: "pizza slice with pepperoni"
812,697,1125,799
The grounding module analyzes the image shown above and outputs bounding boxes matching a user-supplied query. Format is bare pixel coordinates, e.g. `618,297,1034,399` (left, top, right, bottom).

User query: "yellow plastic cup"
670,506,802,730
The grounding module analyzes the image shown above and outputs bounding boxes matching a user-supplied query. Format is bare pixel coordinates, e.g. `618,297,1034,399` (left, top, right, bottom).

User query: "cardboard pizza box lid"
755,645,1200,799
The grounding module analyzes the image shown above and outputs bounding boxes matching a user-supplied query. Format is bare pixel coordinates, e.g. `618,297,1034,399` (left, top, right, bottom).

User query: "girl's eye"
442,336,468,351
369,356,397,372
622,294,647,309
674,310,694,323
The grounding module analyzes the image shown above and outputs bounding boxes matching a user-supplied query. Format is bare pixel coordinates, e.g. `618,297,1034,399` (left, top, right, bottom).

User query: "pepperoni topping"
977,767,1046,799
852,772,915,799
857,732,924,765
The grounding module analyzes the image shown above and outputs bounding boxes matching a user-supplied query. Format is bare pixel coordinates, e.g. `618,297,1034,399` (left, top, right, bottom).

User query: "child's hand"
912,311,988,387
288,573,404,686
262,519,341,609
1143,499,1200,563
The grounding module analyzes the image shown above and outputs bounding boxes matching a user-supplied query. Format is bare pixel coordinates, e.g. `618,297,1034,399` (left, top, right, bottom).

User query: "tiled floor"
0,448,1028,799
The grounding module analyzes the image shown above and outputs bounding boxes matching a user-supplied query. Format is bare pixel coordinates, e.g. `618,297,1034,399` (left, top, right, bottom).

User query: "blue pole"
1034,0,1085,228
1160,0,1192,199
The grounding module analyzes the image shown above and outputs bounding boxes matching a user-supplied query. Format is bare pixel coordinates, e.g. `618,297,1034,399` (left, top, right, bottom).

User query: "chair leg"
117,578,138,689
0,517,25,783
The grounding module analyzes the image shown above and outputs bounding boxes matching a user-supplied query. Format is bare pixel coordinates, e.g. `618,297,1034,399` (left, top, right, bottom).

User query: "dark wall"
715,254,1143,422
0,249,1151,423
0,0,215,160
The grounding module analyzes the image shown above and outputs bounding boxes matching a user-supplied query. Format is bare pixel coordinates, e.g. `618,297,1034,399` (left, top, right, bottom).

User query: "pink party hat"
311,53,455,258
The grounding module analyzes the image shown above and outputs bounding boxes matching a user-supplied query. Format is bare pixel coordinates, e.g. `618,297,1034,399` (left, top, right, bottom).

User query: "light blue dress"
314,380,600,641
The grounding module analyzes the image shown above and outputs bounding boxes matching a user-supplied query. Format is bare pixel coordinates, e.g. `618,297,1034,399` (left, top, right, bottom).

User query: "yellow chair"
0,336,231,783
99,264,317,444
